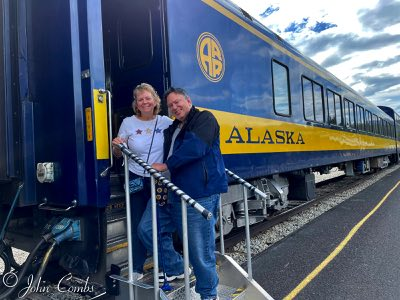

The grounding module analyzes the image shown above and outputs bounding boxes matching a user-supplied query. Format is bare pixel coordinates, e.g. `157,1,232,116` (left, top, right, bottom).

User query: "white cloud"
231,0,400,112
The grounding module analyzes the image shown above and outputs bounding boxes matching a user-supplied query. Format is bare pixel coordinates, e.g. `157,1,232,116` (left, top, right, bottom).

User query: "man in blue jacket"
138,87,227,300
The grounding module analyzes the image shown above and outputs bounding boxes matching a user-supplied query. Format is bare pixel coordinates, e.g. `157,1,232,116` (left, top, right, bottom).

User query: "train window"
373,115,379,134
366,110,372,133
334,94,343,126
387,121,391,137
303,78,314,120
326,90,336,124
389,123,393,138
356,105,365,131
344,98,355,129
327,90,343,126
314,85,324,123
302,77,324,123
386,121,390,137
381,119,387,136
272,61,291,116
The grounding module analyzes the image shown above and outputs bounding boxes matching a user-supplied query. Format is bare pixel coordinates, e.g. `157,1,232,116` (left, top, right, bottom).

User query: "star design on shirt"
145,128,152,134
155,128,162,134
136,129,142,135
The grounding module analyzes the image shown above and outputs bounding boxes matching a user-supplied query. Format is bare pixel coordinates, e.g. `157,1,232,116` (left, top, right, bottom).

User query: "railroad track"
220,172,372,251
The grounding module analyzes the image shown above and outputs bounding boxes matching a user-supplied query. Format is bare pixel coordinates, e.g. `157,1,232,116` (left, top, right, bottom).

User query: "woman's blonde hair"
132,83,161,116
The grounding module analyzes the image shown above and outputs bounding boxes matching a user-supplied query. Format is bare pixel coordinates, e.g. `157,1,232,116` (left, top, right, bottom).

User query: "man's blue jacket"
164,106,228,200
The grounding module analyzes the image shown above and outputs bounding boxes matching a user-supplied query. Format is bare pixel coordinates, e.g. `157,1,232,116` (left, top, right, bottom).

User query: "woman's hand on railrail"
112,137,125,158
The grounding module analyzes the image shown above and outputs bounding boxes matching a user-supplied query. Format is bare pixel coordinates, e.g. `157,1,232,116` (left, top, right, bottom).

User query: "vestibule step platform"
110,253,273,299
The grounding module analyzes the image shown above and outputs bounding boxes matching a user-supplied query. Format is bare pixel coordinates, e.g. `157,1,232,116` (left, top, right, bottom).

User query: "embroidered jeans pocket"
129,177,144,193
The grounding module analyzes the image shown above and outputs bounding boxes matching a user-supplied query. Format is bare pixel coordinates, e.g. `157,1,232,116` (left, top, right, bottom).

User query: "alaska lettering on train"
225,126,305,144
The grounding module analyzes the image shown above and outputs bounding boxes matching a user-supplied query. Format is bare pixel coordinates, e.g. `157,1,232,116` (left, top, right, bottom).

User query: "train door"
99,0,168,270
22,0,111,208
0,0,114,209
7,0,168,208
101,0,167,138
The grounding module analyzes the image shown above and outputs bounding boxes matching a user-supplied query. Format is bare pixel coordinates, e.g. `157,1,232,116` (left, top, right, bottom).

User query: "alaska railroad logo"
196,32,225,82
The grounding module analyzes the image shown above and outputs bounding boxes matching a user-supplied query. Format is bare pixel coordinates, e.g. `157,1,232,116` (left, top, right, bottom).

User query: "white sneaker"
158,268,191,282
132,272,143,281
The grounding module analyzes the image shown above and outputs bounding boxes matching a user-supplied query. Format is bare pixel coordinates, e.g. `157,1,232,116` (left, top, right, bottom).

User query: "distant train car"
0,0,398,296
379,106,400,162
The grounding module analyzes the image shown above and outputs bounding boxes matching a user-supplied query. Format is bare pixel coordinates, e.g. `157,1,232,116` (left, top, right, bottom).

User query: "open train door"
11,0,112,209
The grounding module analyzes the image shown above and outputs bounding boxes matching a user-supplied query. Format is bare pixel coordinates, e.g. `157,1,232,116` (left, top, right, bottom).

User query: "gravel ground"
226,164,400,264
0,248,28,273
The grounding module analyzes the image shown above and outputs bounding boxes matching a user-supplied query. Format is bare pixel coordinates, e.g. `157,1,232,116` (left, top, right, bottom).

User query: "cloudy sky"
230,0,400,112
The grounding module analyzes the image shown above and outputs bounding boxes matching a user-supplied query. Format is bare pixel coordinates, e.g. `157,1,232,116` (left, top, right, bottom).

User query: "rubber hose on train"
0,238,46,300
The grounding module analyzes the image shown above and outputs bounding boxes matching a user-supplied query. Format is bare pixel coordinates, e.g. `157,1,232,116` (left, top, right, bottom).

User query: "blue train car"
379,106,400,161
0,0,398,296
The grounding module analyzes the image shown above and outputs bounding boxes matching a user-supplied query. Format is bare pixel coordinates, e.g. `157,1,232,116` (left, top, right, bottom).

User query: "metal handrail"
223,168,269,280
117,143,212,219
99,89,114,177
225,168,268,199
117,143,213,299
123,154,135,299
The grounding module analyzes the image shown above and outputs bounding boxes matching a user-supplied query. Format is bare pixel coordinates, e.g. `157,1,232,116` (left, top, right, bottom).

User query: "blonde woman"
112,83,172,280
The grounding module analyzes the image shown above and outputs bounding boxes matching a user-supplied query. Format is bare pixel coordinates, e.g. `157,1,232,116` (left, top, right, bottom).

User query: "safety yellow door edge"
93,89,110,159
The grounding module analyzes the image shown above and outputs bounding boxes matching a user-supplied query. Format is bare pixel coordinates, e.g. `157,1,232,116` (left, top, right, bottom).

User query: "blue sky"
231,0,400,112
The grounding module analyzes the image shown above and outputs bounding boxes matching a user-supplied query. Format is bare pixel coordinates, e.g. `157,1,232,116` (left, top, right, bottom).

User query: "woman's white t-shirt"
117,115,173,177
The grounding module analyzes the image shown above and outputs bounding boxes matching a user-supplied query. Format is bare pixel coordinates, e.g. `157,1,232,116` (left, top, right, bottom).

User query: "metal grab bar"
222,168,267,280
116,143,212,220
38,199,78,212
123,154,135,299
119,145,205,299
100,89,113,177
225,168,268,199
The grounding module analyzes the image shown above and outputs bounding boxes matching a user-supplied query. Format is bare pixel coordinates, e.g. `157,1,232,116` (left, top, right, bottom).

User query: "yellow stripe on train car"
201,108,396,155
93,89,110,159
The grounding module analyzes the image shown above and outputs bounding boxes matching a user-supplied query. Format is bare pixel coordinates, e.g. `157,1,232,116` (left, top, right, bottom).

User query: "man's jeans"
138,193,220,299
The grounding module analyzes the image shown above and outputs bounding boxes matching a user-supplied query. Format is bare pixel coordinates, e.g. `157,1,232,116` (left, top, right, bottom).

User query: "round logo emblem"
196,32,225,82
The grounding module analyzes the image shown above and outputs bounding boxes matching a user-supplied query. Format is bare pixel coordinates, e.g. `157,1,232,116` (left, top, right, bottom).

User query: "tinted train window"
303,78,313,120
373,115,379,134
356,105,365,131
302,77,324,123
334,94,342,126
365,110,372,133
327,90,336,124
327,89,342,126
344,98,355,129
314,85,323,122
272,61,291,116
381,119,385,136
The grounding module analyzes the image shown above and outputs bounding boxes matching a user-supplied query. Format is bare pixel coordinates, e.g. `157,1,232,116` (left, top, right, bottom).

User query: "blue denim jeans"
137,199,184,276
138,192,220,299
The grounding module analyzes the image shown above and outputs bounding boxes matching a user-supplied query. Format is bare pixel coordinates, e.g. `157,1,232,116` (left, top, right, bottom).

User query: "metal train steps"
106,190,129,272
111,253,273,299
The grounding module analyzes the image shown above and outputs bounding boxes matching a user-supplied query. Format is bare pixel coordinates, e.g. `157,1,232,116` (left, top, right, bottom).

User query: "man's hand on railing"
116,143,212,220
152,163,168,172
